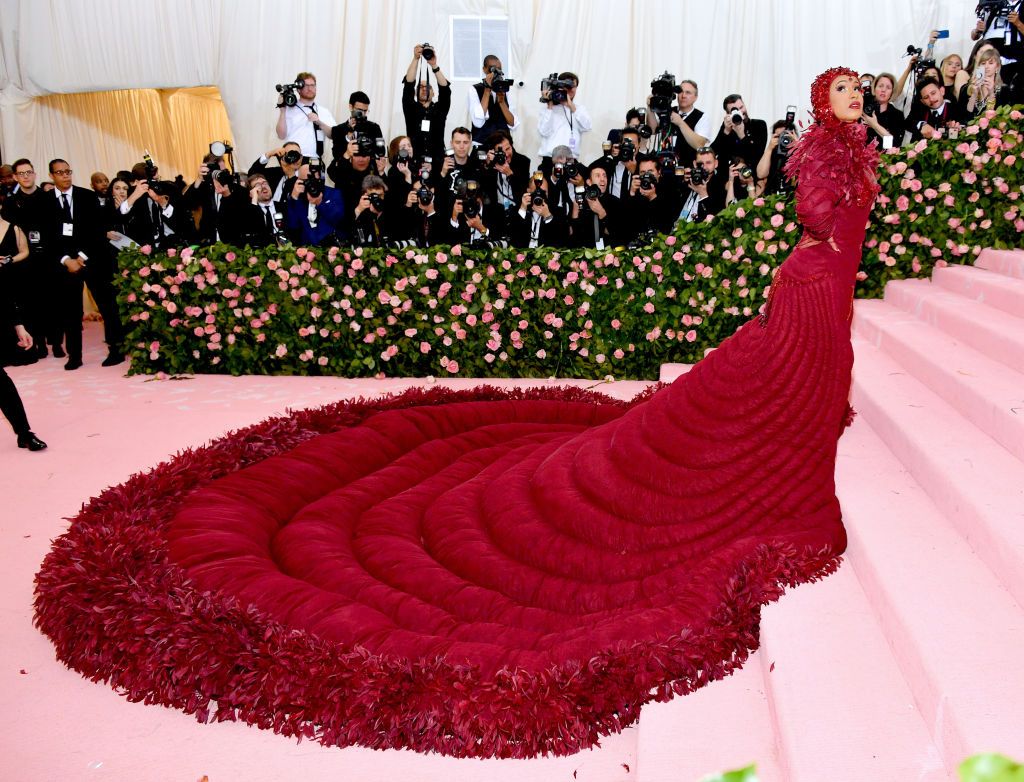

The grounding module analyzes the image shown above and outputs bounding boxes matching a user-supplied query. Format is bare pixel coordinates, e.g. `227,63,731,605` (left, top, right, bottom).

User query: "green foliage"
960,754,1024,782
117,107,1023,380
698,763,759,782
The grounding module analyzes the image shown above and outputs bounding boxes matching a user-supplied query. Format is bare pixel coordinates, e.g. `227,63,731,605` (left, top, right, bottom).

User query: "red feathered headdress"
784,66,881,207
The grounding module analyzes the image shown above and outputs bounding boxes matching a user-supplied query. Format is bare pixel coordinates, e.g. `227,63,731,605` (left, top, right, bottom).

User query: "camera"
282,149,303,165
784,104,797,130
306,157,324,198
738,164,754,180
656,150,678,171
540,73,574,105
638,171,657,191
353,133,383,157
275,79,304,107
584,184,601,201
463,198,482,218
601,140,614,158
491,147,508,167
417,186,434,205
649,71,678,116
777,131,796,153
730,109,744,125
861,76,877,116
553,161,581,180
142,151,158,184
367,193,385,211
396,148,412,162
976,0,1013,17
531,191,547,207
689,166,709,186
421,42,435,60
619,138,636,162
488,65,515,94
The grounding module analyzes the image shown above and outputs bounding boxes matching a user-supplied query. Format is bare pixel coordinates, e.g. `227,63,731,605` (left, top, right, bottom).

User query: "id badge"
595,238,606,250
420,119,431,132
28,230,40,244
163,205,174,218
62,222,74,236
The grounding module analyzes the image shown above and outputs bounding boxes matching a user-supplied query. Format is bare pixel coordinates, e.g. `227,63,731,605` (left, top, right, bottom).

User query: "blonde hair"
973,49,1004,92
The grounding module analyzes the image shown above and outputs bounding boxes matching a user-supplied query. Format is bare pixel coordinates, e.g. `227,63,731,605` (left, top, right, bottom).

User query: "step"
836,418,1024,770
759,566,948,781
933,264,1024,320
975,248,1024,280
883,279,1024,375
637,663,783,782
853,299,1024,463
850,337,1024,609
659,363,693,383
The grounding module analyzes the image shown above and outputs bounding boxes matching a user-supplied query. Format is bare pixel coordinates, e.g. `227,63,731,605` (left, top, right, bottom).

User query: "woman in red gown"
36,68,880,758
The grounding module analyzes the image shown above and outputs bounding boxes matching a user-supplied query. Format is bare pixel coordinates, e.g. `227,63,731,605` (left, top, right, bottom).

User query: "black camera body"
491,147,508,167
463,198,482,218
618,138,636,162
638,171,657,191
282,149,303,166
306,157,325,198
367,193,385,211
861,77,878,116
421,42,435,60
531,191,546,207
649,71,678,117
417,187,434,206
584,184,601,201
540,73,574,105
488,66,514,94
354,133,380,157
276,79,304,107
689,166,709,186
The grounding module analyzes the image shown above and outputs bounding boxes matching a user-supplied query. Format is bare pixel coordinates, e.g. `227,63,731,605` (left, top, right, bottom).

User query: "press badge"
421,119,431,132
28,231,40,244
62,223,74,236
595,238,605,250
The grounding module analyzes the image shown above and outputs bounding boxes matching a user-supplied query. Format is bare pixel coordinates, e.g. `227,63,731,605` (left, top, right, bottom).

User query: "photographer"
275,72,336,158
479,130,531,224
284,162,347,247
240,174,280,247
247,141,304,206
439,127,483,196
725,158,762,206
402,43,452,162
332,91,385,156
328,132,386,222
181,152,247,245
507,173,569,248
710,94,768,172
120,160,188,250
757,121,798,196
569,164,620,249
971,1,1024,96
541,145,584,218
678,147,726,223
959,47,1014,115
863,73,905,148
606,107,654,150
400,181,446,247
651,79,711,169
599,126,641,199
621,154,679,242
352,175,395,247
468,55,519,144
537,72,592,164
908,78,963,142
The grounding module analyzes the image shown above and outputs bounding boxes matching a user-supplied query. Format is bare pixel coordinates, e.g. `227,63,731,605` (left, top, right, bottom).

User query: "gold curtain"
27,87,233,182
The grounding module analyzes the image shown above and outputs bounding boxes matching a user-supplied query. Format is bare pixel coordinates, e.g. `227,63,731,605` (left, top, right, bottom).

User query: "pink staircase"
643,249,1024,781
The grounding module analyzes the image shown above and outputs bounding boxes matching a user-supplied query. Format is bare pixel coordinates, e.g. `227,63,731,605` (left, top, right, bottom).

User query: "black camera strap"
308,102,325,157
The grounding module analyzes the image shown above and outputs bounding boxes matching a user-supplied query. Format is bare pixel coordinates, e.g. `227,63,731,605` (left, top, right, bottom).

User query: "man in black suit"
44,159,124,370
710,94,768,172
478,130,531,239
506,177,569,247
119,162,188,250
180,154,249,245
569,163,621,249
247,141,304,207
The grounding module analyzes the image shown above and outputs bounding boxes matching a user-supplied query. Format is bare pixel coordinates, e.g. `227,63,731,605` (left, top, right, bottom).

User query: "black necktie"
263,206,274,231
423,214,431,245
310,103,324,156
61,193,72,222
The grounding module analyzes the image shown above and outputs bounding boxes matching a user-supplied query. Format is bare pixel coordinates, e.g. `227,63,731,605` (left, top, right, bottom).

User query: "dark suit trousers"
0,365,30,436
57,261,122,359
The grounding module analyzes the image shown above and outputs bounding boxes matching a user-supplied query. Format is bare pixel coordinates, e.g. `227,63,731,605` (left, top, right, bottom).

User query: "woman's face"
922,67,942,83
943,56,962,80
829,74,863,122
111,181,129,201
874,77,893,104
398,137,413,154
982,57,999,79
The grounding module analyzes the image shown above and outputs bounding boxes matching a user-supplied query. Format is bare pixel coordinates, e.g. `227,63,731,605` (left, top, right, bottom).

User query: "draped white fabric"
0,0,981,178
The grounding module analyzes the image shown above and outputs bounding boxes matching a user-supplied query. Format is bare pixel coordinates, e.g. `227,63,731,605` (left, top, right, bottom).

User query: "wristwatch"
432,66,440,73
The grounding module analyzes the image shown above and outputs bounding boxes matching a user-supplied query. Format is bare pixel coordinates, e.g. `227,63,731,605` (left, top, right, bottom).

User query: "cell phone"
936,29,949,39
975,66,985,81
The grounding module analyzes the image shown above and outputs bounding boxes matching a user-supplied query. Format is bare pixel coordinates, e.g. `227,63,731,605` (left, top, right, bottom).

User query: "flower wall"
119,108,1023,381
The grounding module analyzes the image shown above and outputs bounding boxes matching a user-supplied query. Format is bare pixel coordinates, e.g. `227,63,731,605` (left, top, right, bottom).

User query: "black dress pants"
0,365,30,436
56,261,123,360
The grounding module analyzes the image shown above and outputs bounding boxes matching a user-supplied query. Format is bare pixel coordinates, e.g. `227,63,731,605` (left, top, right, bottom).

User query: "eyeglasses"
52,168,72,175
696,147,713,155
14,170,34,177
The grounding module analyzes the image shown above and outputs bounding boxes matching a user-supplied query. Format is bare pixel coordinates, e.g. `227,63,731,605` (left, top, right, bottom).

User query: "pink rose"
685,330,697,342
770,214,784,228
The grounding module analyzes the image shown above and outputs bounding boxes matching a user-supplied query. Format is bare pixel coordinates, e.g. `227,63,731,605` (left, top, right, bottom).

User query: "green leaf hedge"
118,107,1023,380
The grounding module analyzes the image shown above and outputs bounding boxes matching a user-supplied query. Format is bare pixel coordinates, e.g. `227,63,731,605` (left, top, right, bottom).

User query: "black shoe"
52,345,66,358
64,358,83,371
35,344,48,359
101,351,125,367
17,432,47,451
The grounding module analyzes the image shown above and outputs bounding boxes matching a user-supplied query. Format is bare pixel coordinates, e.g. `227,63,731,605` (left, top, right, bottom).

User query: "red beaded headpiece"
809,66,861,126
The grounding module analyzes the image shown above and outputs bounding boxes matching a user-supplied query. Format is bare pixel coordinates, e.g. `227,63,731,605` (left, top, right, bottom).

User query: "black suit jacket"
506,207,569,247
711,118,768,170
43,186,106,271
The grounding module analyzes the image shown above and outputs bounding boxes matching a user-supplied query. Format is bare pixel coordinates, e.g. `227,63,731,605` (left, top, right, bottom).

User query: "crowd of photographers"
0,4,1021,375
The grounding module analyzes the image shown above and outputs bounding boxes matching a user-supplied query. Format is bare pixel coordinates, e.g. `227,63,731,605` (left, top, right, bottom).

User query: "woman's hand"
14,324,32,350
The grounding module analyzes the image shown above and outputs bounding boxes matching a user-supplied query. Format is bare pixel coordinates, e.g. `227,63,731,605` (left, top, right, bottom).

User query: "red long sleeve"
795,160,841,241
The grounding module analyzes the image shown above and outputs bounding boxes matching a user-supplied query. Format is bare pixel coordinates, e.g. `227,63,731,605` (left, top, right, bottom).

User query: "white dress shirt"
467,88,519,132
280,101,337,157
537,101,592,158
